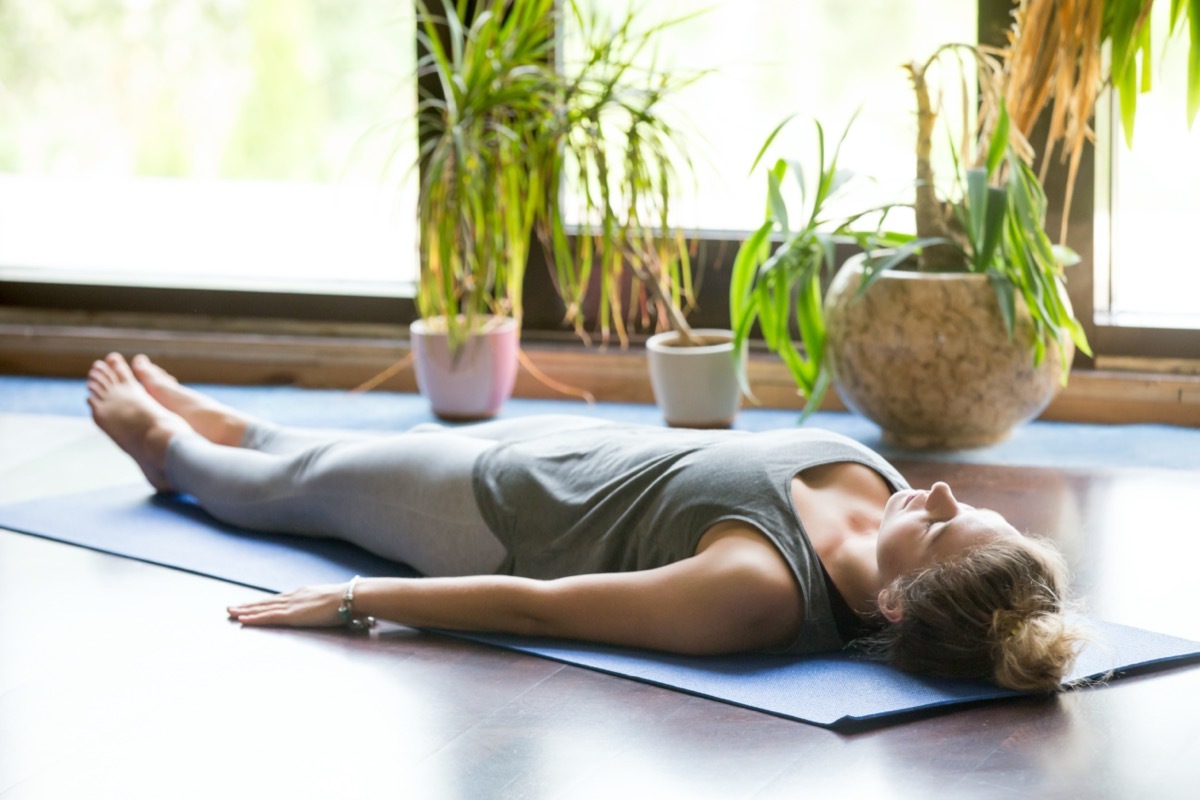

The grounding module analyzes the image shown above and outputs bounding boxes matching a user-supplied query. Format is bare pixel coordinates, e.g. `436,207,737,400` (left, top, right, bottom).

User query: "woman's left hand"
227,584,346,628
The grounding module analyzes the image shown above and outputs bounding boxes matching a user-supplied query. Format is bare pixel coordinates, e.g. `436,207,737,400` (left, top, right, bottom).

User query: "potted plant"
735,0,1196,448
411,0,710,422
819,37,1092,449
411,0,559,420
542,4,736,427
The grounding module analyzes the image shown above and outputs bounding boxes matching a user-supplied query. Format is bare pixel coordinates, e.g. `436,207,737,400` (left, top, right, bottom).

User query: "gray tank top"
471,424,908,655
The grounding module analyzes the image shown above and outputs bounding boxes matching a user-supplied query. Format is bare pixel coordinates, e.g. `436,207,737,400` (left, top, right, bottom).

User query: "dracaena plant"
414,0,707,356
414,0,560,354
545,3,708,347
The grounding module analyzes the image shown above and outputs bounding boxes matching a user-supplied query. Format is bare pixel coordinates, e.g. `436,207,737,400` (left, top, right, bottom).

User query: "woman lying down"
86,353,1080,692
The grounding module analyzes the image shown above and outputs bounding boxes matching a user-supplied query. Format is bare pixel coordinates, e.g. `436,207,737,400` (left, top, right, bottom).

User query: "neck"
820,531,887,617
788,465,895,617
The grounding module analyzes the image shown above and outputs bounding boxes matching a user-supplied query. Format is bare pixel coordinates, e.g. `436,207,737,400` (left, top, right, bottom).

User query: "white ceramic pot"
409,316,520,421
646,328,743,428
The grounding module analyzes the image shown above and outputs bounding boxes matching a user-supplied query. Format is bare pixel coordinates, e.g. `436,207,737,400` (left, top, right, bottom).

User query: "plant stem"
630,261,701,345
908,58,962,272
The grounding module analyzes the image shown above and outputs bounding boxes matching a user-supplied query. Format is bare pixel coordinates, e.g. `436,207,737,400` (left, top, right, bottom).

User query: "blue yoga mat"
3,483,1199,729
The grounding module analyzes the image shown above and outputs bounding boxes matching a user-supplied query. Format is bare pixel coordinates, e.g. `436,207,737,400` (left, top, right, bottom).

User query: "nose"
924,481,959,521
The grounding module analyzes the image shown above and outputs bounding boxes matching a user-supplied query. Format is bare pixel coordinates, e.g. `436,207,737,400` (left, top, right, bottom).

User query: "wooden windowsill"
2,307,1198,426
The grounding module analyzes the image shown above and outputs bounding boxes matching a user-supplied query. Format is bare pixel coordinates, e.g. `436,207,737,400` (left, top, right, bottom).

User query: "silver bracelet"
336,575,376,631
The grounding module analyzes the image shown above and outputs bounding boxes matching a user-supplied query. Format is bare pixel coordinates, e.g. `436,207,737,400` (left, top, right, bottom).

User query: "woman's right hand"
227,583,347,628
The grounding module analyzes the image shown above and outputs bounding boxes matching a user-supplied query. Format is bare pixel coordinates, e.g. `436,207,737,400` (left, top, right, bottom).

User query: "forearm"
352,575,551,635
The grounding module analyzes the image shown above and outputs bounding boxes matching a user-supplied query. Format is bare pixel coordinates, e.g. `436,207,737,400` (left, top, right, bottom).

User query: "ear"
877,586,904,624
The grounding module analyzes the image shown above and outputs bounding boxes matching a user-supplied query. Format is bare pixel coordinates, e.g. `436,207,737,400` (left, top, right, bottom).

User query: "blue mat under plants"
2,375,1199,471
0,482,1198,730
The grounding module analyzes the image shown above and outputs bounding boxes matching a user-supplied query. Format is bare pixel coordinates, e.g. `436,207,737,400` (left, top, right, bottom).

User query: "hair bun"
992,610,1081,692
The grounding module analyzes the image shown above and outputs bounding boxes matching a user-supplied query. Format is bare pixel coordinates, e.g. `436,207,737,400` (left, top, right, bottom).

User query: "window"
559,0,976,235
0,0,417,299
536,0,977,334
1094,0,1200,334
5,0,1193,369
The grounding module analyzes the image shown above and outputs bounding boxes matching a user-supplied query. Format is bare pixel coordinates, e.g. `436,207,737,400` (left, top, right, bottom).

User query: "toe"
105,353,135,382
132,353,174,385
130,354,153,382
89,359,114,388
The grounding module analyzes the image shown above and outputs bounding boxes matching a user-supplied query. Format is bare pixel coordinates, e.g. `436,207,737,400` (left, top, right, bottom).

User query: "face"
876,481,1019,586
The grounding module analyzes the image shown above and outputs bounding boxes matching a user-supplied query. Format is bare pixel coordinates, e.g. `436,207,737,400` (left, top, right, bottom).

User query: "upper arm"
522,527,804,655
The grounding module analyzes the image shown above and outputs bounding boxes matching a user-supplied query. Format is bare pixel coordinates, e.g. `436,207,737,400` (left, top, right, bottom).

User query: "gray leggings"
163,414,613,577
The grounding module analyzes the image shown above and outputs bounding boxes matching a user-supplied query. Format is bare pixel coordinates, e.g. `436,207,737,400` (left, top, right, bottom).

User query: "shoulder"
693,522,804,641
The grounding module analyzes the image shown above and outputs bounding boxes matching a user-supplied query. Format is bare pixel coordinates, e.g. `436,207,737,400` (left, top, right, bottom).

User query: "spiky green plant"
414,0,560,354
413,0,707,355
544,2,708,346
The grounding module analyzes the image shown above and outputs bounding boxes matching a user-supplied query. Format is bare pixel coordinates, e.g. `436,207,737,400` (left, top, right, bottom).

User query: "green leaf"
767,160,790,234
730,305,760,402
1052,243,1080,268
855,238,938,296
813,231,838,274
985,100,1010,178
826,168,856,201
978,185,1008,269
1117,32,1143,146
1068,315,1093,357
1139,17,1154,93
730,220,774,323
785,159,808,215
965,167,988,252
1172,0,1187,30
748,113,800,175
988,271,1017,341
796,367,832,424
794,267,826,379
1189,0,1200,124
755,278,781,350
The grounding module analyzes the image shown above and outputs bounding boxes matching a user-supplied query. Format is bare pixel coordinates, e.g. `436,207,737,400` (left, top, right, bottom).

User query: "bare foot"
87,353,192,492
129,354,250,447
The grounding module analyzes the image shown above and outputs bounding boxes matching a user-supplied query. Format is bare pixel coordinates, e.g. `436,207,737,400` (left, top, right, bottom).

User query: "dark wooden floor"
3,412,1200,799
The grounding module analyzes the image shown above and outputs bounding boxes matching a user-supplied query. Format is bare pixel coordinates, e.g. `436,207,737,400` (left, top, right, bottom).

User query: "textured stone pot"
409,316,519,421
646,328,743,428
824,255,1073,449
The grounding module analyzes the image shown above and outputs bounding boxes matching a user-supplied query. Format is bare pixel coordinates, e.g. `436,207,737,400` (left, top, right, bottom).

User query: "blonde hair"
863,536,1082,692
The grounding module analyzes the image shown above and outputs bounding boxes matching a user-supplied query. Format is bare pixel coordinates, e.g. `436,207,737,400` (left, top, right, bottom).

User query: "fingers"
227,599,286,623
229,608,287,627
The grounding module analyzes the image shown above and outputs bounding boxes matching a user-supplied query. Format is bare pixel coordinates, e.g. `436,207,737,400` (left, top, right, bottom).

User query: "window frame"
1076,93,1200,362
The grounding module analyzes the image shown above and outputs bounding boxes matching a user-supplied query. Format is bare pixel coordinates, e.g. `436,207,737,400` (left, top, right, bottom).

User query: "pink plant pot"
409,317,520,421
